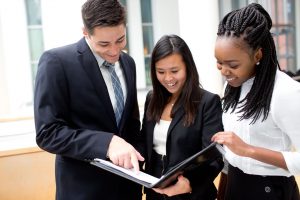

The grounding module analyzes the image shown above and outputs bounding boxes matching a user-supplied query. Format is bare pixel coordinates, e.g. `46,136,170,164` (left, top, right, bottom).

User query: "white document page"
94,158,159,184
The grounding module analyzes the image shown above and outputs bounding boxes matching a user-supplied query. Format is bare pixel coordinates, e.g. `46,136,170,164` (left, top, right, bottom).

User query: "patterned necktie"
103,61,124,127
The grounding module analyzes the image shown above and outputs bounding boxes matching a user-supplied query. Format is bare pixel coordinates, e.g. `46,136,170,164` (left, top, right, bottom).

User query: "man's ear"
82,27,89,37
254,48,263,63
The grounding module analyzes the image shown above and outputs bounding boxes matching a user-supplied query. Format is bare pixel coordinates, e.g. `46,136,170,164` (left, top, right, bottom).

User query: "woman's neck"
168,95,178,105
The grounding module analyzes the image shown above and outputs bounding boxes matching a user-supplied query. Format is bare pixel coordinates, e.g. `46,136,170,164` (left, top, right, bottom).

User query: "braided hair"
218,3,280,124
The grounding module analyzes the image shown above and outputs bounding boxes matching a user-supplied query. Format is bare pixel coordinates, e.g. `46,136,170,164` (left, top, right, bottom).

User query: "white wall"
0,10,9,116
0,0,33,118
177,0,223,95
127,0,146,89
41,0,85,50
152,0,180,43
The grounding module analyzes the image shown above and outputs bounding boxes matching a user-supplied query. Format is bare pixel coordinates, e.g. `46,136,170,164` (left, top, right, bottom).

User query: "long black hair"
146,35,203,126
217,3,280,124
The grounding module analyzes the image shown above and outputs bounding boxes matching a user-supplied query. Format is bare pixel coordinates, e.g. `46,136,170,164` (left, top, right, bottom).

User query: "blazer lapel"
164,107,184,156
76,38,116,124
168,107,185,135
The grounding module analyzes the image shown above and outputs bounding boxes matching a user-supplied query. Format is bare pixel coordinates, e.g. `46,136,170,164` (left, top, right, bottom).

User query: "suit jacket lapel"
168,107,185,135
165,107,184,156
76,38,116,124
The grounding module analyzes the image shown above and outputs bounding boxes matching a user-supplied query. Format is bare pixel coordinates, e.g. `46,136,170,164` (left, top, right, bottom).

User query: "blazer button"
265,186,271,193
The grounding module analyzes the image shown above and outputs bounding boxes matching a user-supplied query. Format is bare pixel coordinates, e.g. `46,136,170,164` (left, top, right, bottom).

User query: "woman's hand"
212,131,288,170
211,131,254,157
153,175,192,196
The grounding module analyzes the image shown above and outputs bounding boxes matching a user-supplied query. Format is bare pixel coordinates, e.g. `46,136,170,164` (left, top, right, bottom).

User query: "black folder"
90,142,225,188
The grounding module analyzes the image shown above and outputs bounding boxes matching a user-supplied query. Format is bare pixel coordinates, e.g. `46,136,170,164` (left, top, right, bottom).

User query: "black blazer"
142,89,224,200
34,38,143,200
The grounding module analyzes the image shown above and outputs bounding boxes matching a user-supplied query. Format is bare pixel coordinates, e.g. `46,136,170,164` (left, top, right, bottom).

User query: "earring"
256,61,260,66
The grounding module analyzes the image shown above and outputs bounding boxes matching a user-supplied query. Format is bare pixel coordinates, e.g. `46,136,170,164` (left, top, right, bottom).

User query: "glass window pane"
25,0,42,25
142,25,154,56
231,0,246,10
144,57,151,86
141,0,152,23
220,0,296,72
117,0,129,53
286,0,295,24
276,27,296,71
28,28,44,61
31,62,38,85
119,0,127,6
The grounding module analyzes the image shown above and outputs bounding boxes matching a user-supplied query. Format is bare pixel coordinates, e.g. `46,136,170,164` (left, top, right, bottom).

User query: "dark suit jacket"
34,38,143,200
142,89,224,200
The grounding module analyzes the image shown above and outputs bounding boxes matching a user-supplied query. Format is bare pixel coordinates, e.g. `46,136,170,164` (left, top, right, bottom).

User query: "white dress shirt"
224,70,300,176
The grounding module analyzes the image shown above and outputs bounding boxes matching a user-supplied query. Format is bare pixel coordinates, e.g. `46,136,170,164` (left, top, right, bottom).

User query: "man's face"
84,24,126,64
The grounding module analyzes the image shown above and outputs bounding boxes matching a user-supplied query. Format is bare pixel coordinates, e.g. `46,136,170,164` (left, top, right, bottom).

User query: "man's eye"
99,44,108,47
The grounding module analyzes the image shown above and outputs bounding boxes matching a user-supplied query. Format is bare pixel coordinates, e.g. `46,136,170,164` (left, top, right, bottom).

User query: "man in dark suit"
34,0,144,199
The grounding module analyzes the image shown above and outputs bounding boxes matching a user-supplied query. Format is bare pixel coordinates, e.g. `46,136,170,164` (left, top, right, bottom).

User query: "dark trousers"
225,165,300,200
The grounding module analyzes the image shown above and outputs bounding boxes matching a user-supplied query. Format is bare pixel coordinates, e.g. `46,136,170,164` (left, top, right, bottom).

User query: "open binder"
90,142,225,188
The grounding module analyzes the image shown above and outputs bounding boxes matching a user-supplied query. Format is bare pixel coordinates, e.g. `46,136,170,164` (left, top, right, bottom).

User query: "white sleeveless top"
153,119,171,155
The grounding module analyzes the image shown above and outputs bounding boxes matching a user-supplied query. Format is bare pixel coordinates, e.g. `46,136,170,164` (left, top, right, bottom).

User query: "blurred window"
218,0,297,72
25,0,44,87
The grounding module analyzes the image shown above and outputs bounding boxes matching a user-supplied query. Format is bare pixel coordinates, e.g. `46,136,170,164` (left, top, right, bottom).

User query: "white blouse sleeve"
272,73,300,175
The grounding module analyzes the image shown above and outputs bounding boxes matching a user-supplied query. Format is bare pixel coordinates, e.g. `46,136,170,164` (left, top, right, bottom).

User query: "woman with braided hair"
212,3,300,200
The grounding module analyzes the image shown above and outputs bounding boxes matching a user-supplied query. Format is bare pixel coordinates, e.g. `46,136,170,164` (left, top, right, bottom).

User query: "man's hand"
107,136,144,172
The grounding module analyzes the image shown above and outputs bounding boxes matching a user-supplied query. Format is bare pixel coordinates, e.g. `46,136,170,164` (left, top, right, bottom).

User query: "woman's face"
155,53,187,98
214,37,260,87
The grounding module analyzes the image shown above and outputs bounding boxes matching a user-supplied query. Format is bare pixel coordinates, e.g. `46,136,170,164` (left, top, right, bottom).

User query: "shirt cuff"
282,151,300,175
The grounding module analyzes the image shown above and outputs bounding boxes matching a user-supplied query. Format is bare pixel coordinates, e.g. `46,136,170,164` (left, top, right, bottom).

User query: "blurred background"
0,0,299,199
